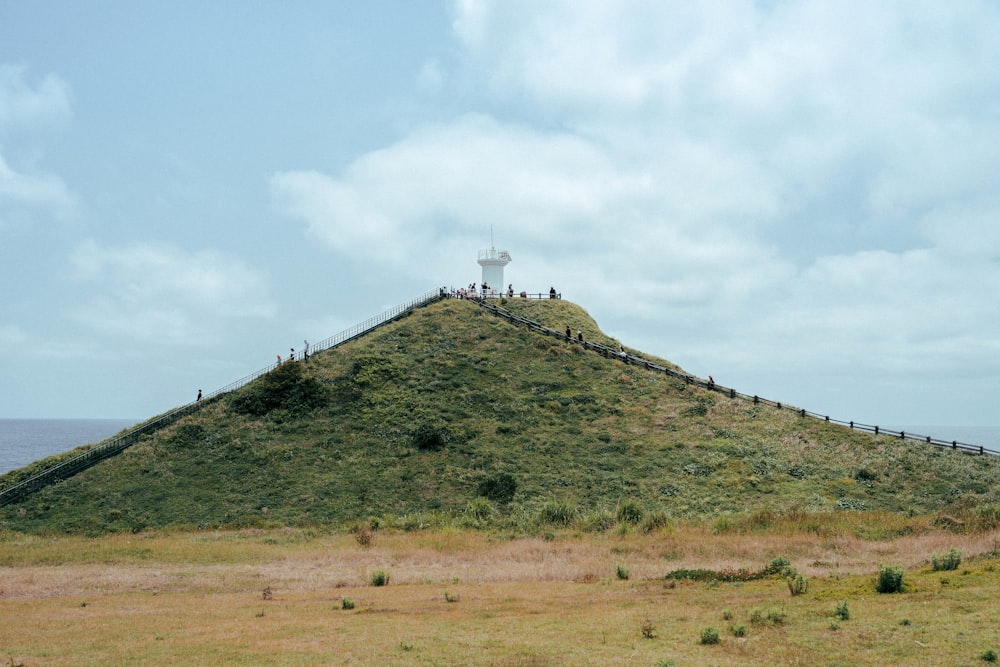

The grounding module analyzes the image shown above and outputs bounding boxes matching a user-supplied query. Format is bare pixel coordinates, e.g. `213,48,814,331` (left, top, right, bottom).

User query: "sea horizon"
0,418,139,475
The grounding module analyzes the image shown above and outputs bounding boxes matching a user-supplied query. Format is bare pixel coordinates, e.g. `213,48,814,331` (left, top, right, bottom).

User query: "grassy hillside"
2,298,998,535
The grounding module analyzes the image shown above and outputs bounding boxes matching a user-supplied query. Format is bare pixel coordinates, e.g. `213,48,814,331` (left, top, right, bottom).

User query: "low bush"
876,564,905,593
477,472,517,503
834,600,850,621
750,607,786,626
539,500,576,526
231,361,328,417
464,497,494,522
786,569,809,596
931,547,962,572
411,424,447,451
615,564,629,580
666,557,793,584
341,598,355,610
616,500,644,524
699,627,721,645
370,570,390,587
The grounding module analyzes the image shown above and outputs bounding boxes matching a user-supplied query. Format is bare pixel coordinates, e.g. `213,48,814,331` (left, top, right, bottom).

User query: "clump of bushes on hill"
477,472,517,503
231,362,328,417
411,423,448,451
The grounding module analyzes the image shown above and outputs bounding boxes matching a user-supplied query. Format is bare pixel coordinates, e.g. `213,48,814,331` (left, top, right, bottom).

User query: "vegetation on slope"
2,298,998,535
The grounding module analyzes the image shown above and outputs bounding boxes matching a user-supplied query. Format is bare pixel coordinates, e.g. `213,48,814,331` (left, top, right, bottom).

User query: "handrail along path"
467,294,998,457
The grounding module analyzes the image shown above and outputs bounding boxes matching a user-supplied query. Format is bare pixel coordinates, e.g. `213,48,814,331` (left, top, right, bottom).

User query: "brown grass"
2,526,1000,665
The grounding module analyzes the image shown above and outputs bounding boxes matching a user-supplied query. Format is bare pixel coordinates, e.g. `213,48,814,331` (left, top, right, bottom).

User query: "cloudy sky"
1,1,998,432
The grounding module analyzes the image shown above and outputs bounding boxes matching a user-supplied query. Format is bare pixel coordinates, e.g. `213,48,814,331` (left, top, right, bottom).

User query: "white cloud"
0,65,76,227
275,1,1000,424
69,240,275,346
0,64,72,133
0,152,76,225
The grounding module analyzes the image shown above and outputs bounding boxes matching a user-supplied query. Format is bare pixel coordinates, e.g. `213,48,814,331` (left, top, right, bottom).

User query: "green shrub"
539,500,576,525
876,564,905,593
699,627,721,645
477,472,517,503
786,571,809,596
982,649,998,663
834,600,850,621
770,556,791,571
231,361,328,417
341,598,355,610
411,424,447,451
616,500,644,524
465,497,494,522
750,607,786,626
931,547,962,572
730,625,747,637
370,570,390,587
616,564,629,580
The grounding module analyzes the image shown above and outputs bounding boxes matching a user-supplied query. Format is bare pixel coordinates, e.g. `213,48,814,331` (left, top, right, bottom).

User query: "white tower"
477,235,511,297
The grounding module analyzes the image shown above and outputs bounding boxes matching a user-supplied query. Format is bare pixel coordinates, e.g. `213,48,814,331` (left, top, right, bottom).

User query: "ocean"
0,419,138,475
0,419,998,477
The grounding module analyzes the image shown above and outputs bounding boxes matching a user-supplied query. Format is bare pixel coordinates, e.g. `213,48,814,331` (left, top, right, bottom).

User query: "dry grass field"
3,524,1000,666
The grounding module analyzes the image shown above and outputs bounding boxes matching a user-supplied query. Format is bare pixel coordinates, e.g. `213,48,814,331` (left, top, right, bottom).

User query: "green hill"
2,297,998,535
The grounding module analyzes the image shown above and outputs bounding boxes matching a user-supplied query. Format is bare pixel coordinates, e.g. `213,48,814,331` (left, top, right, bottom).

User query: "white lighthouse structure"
477,242,511,298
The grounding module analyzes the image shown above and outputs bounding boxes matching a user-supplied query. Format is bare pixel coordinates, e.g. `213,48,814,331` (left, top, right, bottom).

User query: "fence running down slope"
468,296,999,457
0,288,448,507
